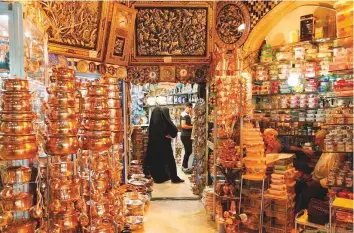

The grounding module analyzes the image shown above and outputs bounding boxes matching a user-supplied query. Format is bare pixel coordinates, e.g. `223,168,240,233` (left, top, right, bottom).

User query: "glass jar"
345,141,353,152
325,140,334,152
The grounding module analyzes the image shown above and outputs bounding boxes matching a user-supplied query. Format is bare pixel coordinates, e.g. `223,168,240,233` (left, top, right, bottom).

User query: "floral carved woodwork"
106,4,136,66
131,2,213,64
40,1,110,61
215,2,250,49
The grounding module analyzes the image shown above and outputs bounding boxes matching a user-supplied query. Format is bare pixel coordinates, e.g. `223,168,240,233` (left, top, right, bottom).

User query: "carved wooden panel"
130,2,213,64
41,1,110,61
105,4,136,66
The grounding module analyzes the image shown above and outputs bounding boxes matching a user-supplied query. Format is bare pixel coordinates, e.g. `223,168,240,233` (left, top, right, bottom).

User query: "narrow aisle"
152,166,197,198
139,200,216,233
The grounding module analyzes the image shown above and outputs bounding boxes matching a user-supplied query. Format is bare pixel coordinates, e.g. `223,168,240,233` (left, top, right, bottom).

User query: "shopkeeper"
295,130,339,212
263,128,314,174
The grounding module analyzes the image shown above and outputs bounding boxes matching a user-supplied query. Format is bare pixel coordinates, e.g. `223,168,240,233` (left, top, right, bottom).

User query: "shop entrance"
129,81,206,199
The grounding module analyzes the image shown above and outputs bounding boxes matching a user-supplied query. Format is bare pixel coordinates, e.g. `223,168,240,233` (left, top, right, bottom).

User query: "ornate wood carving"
105,4,136,66
130,1,213,64
41,1,111,61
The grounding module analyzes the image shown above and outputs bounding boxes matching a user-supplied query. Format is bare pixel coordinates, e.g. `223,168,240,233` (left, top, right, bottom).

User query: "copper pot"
0,141,37,160
1,192,33,212
52,212,79,230
109,109,122,118
82,98,109,113
47,93,76,108
107,77,121,85
112,132,123,144
47,86,75,94
44,136,79,155
46,119,78,136
83,119,110,131
82,110,110,120
107,98,121,109
107,85,120,91
0,211,13,227
110,123,123,132
0,134,36,144
1,91,32,100
91,156,110,171
79,136,112,151
107,91,121,99
0,120,34,134
2,219,36,233
1,166,32,185
52,68,75,76
1,99,32,112
50,179,80,201
50,74,75,82
2,79,29,92
82,130,111,138
50,162,74,177
87,85,108,96
46,108,76,121
49,79,75,92
93,179,111,192
0,111,34,121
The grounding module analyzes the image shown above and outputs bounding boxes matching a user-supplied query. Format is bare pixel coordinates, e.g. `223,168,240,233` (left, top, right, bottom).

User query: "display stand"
295,209,330,233
239,175,268,233
329,197,353,233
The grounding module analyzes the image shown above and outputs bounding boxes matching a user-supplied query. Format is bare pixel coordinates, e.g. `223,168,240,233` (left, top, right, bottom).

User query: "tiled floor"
151,166,198,198
138,200,216,233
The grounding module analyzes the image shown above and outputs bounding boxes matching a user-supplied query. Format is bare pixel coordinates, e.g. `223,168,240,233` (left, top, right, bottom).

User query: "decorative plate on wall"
41,2,111,61
117,67,128,80
145,66,160,84
107,66,117,76
160,66,176,83
127,66,145,84
215,1,251,49
192,65,208,83
176,65,192,84
77,60,88,73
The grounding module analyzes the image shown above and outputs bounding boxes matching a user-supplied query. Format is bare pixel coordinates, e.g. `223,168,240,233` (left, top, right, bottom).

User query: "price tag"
163,57,172,63
89,50,98,58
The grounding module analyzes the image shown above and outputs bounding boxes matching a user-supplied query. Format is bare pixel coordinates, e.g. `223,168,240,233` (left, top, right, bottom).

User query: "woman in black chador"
144,107,184,183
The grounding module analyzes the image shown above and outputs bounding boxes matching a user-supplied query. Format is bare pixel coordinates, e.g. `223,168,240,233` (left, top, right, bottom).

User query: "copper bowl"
0,141,37,160
52,212,79,230
0,99,32,112
82,98,109,113
44,136,79,155
0,120,34,134
46,85,75,94
107,77,121,85
87,85,108,96
1,192,33,212
50,74,75,82
47,92,76,108
82,130,111,138
46,108,76,121
2,79,29,92
83,119,110,131
91,155,110,171
49,78,75,91
79,136,112,151
1,166,32,185
0,111,34,121
2,219,36,233
82,110,110,120
45,119,78,136
107,98,121,109
107,85,120,91
50,183,80,201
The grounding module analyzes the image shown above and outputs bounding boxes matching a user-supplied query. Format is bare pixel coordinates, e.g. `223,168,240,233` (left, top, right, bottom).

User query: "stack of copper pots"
44,68,82,233
80,78,119,233
107,76,124,187
0,79,38,160
0,78,38,233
